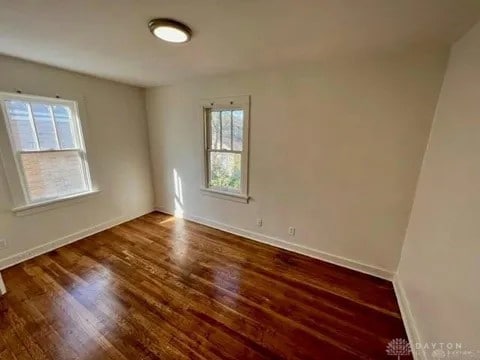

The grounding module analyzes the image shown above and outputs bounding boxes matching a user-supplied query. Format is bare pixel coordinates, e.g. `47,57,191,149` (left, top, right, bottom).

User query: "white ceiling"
1,0,479,87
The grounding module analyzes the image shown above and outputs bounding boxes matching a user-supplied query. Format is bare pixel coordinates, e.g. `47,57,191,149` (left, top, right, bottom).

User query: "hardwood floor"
0,212,410,359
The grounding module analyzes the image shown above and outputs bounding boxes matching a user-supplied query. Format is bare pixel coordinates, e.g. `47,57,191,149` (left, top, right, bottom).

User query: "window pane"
221,111,232,150
31,103,58,150
210,111,221,150
209,152,241,192
53,105,76,149
20,150,88,201
232,110,243,151
5,101,37,151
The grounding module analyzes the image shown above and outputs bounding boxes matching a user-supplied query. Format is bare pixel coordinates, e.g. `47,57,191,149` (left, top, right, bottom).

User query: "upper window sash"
206,108,244,153
0,92,85,152
201,95,250,151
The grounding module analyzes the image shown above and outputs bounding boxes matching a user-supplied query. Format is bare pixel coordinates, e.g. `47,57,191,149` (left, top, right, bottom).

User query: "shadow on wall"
173,168,184,218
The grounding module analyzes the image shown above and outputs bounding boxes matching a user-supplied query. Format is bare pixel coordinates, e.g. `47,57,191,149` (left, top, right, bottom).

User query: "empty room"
0,1,479,359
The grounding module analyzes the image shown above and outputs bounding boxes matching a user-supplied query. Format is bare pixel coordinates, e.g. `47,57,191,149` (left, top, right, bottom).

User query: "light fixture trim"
148,18,192,43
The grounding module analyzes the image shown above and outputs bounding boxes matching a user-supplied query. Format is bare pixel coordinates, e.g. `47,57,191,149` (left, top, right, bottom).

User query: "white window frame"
201,95,250,203
0,92,97,215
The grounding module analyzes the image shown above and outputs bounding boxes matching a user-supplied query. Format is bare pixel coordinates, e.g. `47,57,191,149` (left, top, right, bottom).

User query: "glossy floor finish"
0,212,410,359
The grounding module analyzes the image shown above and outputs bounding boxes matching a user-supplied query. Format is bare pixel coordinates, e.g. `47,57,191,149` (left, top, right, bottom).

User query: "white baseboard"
393,275,425,360
155,206,394,281
0,273,6,295
0,208,154,271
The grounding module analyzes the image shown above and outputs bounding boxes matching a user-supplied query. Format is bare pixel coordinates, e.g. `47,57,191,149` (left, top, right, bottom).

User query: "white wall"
0,55,154,268
397,21,480,354
146,49,448,275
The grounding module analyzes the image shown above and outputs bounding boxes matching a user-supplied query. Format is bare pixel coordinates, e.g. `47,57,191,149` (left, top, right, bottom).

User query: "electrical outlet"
0,239,7,250
256,218,263,227
288,227,295,236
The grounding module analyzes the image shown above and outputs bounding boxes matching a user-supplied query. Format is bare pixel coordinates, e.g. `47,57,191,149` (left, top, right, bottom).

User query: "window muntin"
1,94,92,204
203,96,249,198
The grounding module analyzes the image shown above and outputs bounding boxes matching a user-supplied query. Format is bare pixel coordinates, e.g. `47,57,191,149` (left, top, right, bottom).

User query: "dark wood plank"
0,212,411,359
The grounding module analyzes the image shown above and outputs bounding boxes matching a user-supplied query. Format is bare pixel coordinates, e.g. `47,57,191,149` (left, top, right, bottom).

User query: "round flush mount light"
148,18,192,43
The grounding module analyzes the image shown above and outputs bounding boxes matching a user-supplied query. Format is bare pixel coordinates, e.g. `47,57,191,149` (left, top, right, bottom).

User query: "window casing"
202,96,250,202
0,92,93,211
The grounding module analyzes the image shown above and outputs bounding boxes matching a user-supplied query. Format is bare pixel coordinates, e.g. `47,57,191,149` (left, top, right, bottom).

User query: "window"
202,95,250,202
0,92,93,210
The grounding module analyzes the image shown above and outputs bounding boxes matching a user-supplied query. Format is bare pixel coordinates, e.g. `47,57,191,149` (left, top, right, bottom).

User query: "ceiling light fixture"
148,18,192,43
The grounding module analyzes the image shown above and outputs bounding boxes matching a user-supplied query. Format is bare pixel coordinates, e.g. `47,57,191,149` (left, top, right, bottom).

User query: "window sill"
12,190,100,216
200,188,249,203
